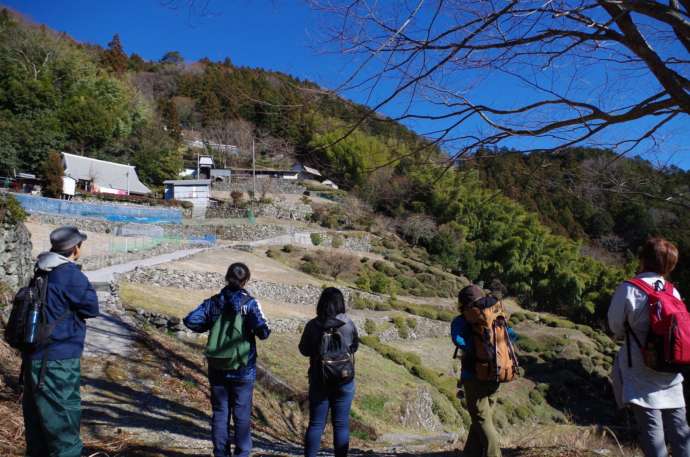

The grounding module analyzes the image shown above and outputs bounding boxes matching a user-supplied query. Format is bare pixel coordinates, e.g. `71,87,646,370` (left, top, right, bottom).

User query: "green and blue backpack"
205,295,252,370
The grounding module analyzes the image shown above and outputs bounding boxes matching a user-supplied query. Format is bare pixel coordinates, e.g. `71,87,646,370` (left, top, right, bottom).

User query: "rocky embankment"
116,266,448,341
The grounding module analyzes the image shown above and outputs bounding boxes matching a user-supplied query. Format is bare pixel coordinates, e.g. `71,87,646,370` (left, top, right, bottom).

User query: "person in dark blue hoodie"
183,262,270,457
23,226,99,457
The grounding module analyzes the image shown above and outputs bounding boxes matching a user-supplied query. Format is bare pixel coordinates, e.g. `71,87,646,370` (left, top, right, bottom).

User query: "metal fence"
11,193,182,224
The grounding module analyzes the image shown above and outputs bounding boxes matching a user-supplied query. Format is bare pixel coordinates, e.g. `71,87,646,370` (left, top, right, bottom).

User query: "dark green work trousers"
463,378,502,457
23,358,82,457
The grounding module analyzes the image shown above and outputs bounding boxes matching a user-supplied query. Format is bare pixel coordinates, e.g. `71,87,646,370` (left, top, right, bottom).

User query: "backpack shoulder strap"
626,278,657,297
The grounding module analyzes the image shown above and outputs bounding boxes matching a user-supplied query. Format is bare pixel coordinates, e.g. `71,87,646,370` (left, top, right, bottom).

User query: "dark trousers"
304,379,355,457
23,358,82,457
210,375,254,457
463,378,501,457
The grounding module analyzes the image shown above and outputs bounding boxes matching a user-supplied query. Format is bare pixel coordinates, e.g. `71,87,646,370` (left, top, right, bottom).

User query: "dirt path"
84,248,209,285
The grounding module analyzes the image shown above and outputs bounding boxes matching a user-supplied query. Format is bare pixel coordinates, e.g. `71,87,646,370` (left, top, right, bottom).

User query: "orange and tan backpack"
462,297,519,383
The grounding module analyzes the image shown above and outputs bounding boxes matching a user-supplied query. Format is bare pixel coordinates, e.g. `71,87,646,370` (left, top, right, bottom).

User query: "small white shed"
163,179,211,212
62,176,77,196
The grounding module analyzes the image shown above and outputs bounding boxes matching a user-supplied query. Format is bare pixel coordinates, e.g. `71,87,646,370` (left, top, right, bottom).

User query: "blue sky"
4,0,690,170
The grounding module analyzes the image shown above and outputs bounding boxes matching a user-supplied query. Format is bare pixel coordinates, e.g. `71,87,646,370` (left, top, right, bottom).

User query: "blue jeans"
632,405,690,457
209,372,254,457
304,379,355,457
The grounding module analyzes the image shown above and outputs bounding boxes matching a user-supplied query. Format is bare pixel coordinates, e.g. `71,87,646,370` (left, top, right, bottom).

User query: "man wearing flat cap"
22,226,99,457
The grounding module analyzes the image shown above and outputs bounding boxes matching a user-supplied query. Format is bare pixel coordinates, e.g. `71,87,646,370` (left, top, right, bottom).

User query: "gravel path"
84,248,208,284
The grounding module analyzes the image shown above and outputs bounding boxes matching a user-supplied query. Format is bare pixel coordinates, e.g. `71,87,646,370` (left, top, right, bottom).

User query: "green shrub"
265,249,276,258
406,317,418,329
355,273,371,291
0,194,27,224
382,238,397,249
373,301,392,311
300,262,321,275
332,235,344,249
392,316,409,339
364,319,377,335
361,394,387,416
310,233,323,246
370,271,393,294
282,244,294,253
437,310,455,322
529,389,545,404
516,336,543,353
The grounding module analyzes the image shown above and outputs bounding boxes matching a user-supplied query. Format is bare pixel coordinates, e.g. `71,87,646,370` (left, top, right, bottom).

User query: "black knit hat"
50,226,87,253
458,284,485,307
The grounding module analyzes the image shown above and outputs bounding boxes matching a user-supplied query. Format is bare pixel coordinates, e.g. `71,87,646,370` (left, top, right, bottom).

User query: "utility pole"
252,137,256,211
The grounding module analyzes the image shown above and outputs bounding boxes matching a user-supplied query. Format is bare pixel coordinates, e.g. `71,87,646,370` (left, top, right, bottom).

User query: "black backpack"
319,326,355,386
4,270,71,390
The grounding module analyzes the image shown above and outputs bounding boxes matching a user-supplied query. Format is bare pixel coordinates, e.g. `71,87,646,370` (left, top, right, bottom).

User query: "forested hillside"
462,148,690,302
0,8,669,329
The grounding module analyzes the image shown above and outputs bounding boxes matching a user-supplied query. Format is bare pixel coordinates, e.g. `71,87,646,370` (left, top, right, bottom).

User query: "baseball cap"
458,284,485,307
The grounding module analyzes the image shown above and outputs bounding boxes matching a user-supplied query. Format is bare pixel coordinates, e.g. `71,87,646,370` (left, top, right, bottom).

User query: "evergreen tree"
158,98,182,142
102,34,128,75
41,151,64,198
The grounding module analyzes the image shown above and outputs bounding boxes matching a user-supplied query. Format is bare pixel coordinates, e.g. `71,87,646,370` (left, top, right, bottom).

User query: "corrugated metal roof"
303,165,321,176
292,163,322,177
62,153,151,194
163,179,212,186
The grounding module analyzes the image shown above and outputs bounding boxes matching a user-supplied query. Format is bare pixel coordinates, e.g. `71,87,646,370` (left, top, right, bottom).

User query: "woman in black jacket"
299,287,359,457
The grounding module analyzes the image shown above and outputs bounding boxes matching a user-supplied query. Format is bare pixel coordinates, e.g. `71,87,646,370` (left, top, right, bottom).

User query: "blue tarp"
12,193,182,225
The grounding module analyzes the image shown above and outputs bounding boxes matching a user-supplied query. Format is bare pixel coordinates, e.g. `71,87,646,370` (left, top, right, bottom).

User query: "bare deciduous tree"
311,0,690,160
320,250,360,279
399,214,438,246
202,119,254,167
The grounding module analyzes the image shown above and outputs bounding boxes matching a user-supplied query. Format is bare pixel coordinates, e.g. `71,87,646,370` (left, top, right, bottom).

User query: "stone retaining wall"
30,214,292,243
0,221,33,289
171,224,290,242
213,177,306,195
117,266,386,308
114,265,447,340
206,198,313,222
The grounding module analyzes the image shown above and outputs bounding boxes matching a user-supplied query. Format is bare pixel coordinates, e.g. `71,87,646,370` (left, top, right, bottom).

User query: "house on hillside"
321,179,339,190
229,168,299,180
198,155,214,180
292,163,322,181
62,152,151,195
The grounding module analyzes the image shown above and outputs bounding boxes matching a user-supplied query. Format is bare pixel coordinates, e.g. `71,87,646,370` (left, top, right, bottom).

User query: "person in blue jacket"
451,284,516,457
23,226,100,457
183,262,270,457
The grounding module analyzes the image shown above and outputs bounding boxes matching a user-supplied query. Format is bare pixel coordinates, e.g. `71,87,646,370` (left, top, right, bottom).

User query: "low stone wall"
78,242,190,272
30,214,290,243
173,223,290,242
29,214,122,234
117,266,386,308
317,232,373,253
0,221,33,289
206,198,313,222
214,177,306,195
115,267,448,341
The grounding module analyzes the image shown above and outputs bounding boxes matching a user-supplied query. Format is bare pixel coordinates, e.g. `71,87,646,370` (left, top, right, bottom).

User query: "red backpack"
625,278,690,373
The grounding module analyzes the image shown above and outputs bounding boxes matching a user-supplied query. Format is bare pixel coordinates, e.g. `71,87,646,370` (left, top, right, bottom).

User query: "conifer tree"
41,151,64,198
102,34,128,75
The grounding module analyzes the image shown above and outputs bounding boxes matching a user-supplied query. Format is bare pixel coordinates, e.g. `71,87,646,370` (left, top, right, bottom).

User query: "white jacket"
608,272,685,409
